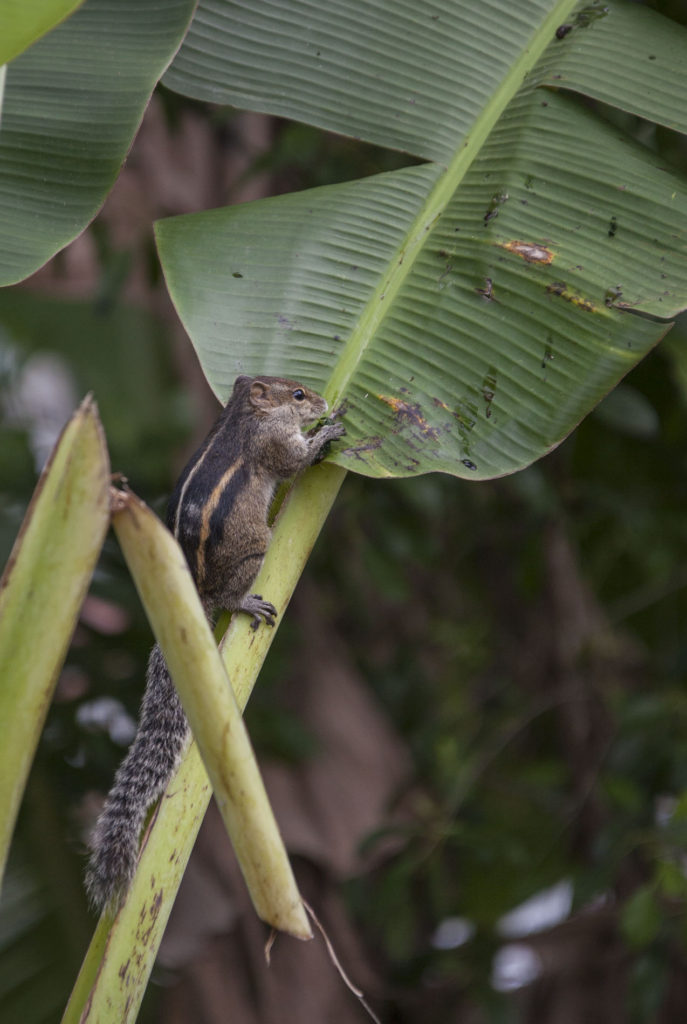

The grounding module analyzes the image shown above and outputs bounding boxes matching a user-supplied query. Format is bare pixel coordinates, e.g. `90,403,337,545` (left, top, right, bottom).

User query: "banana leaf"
157,0,687,480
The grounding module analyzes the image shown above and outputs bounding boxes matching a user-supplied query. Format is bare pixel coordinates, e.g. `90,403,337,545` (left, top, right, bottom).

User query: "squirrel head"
233,375,328,427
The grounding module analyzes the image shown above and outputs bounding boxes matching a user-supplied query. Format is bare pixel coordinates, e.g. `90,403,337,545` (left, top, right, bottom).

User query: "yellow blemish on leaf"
377,394,402,412
546,281,598,313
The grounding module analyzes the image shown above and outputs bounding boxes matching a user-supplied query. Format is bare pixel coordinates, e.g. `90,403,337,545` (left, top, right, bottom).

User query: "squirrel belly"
85,375,345,911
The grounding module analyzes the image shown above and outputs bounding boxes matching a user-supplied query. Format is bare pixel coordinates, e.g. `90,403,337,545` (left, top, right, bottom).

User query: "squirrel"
85,375,345,911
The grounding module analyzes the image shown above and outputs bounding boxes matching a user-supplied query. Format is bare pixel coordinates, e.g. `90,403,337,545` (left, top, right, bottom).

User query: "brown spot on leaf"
341,437,383,462
151,889,163,920
482,368,497,418
476,277,495,301
604,285,623,307
484,192,509,226
500,240,555,264
377,395,440,440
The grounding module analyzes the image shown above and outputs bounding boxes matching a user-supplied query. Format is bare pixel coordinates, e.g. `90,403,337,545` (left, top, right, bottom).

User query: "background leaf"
0,290,181,486
536,2,687,134
621,883,662,949
0,0,196,286
0,0,85,66
163,0,576,163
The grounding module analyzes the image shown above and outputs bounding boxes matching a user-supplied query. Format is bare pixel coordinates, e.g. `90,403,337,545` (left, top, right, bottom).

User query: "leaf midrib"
325,0,580,408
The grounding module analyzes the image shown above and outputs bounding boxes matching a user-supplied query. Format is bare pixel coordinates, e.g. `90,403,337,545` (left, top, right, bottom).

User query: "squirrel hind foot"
240,593,278,629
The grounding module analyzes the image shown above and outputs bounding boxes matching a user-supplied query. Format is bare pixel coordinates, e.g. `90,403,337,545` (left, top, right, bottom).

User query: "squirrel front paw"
309,420,346,464
320,421,346,442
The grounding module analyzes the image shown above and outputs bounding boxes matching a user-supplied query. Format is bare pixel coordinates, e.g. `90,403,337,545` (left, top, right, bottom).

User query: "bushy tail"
85,643,188,912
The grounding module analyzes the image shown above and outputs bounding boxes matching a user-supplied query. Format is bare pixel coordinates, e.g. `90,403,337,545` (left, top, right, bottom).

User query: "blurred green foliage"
0,286,186,1023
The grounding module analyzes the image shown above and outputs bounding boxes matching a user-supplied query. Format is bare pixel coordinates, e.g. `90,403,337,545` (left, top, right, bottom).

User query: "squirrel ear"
249,379,270,408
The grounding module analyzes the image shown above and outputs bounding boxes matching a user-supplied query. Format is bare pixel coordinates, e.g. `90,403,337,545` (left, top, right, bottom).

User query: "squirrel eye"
292,388,305,401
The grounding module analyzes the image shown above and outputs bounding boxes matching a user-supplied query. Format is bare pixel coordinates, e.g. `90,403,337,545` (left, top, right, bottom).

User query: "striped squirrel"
86,375,345,911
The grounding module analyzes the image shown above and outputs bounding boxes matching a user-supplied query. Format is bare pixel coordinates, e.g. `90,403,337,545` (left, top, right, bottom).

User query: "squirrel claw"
241,593,278,629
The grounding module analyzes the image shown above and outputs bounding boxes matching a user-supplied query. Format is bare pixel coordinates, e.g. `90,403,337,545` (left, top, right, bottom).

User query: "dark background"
2,3,687,1020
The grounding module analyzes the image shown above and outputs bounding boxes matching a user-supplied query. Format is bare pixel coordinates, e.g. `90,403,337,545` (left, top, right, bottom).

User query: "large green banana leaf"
0,0,196,286
157,0,687,480
164,1,687,149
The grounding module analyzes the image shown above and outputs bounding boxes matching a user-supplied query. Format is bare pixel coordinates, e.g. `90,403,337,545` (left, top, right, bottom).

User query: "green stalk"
0,397,110,889
110,486,311,938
